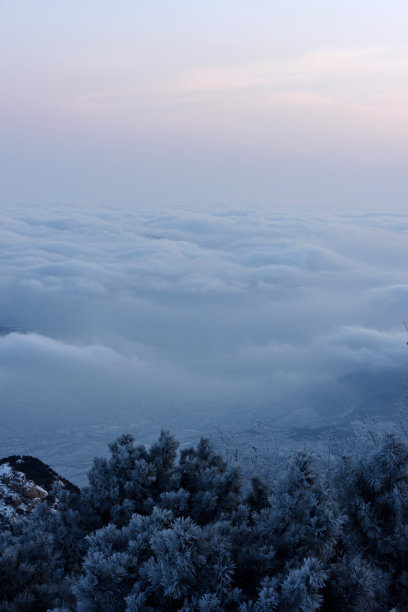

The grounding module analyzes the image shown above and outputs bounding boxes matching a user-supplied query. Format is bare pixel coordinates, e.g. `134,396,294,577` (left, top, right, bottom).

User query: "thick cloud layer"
1,204,407,481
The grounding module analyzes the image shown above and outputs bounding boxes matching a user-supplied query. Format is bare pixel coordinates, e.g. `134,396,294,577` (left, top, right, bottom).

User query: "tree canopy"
1,430,408,610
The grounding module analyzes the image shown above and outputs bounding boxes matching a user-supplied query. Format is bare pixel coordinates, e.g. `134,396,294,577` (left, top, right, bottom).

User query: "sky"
1,1,408,209
1,3,408,481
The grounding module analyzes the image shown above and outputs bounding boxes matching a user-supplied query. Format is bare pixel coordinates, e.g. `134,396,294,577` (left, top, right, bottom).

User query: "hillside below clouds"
280,366,408,429
1,327,407,486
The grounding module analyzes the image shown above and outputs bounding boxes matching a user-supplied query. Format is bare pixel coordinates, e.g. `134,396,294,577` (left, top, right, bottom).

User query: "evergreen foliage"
257,452,344,571
336,433,408,607
1,429,408,610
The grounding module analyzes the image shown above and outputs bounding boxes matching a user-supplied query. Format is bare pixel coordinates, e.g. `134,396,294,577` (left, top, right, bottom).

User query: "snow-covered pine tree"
0,501,73,611
86,431,179,527
74,507,174,611
336,433,408,607
176,437,243,525
322,554,386,611
75,508,237,610
257,452,343,572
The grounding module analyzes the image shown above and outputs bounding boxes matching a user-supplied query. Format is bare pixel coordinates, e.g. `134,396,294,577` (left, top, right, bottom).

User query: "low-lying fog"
1,203,408,483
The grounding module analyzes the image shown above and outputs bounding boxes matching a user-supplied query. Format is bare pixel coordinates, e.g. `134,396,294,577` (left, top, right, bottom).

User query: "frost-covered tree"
257,452,343,573
220,504,275,599
256,557,327,611
141,516,236,608
45,483,98,575
176,437,243,524
0,502,73,611
240,558,327,612
74,507,174,611
336,433,408,607
86,431,179,527
74,508,238,611
322,554,386,612
245,476,270,513
5,427,408,610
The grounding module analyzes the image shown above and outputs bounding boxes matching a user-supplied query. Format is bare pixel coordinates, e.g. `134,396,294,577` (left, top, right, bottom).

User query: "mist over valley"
1,203,407,483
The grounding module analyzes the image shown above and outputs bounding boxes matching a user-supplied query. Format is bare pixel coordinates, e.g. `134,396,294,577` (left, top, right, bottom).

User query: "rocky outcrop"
0,455,79,527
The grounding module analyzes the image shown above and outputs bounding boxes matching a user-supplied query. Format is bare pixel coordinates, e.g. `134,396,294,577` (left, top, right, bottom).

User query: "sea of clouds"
1,203,408,482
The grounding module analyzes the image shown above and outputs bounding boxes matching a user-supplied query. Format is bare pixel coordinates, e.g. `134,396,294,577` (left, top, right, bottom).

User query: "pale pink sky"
1,1,408,209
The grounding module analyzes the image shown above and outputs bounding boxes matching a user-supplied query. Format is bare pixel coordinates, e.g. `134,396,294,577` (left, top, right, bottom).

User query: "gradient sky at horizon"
1,1,408,210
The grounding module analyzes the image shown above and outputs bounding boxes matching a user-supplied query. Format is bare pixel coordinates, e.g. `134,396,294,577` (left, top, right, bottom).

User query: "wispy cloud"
67,46,408,114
